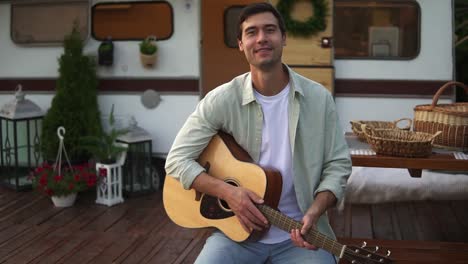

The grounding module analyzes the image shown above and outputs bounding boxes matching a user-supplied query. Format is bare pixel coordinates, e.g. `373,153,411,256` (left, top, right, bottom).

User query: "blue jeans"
195,231,338,264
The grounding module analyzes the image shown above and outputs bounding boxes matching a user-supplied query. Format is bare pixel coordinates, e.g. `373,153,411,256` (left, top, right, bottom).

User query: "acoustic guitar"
163,132,392,263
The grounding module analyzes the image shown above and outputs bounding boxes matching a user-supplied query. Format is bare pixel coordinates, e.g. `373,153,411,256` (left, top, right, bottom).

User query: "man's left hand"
290,212,319,250
290,191,337,250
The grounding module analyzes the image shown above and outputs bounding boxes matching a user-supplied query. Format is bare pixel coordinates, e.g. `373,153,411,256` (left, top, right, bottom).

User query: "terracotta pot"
140,53,157,68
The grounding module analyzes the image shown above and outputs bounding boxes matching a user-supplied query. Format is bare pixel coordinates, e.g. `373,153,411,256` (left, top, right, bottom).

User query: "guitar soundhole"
218,179,239,211
199,179,239,220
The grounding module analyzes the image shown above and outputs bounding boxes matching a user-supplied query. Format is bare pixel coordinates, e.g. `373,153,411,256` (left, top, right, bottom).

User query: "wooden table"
337,238,468,264
346,134,468,177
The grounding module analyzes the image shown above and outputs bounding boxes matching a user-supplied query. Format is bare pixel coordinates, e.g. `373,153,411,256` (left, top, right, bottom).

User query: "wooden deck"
1,186,467,263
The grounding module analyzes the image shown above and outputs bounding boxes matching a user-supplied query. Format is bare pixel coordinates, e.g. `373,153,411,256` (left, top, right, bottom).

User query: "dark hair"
236,2,286,41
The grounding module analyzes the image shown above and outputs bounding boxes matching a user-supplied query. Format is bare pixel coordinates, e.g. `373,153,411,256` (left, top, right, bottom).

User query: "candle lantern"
0,85,44,190
117,117,155,196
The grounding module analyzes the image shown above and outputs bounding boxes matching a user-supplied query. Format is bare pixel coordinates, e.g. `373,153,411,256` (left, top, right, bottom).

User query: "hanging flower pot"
51,193,77,207
98,38,114,66
139,35,158,68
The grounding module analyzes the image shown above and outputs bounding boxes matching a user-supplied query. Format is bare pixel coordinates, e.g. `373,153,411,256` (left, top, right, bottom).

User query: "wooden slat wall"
292,67,334,94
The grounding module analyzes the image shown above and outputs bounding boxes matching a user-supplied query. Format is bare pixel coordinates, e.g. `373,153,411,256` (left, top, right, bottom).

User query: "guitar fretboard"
257,204,345,257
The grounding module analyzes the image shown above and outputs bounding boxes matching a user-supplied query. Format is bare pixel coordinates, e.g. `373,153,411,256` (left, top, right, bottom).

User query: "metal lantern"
0,85,44,190
117,117,154,196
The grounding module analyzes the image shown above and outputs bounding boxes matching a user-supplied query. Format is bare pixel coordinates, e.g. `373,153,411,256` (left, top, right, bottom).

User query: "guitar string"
260,205,390,263
265,205,340,253
259,205,343,256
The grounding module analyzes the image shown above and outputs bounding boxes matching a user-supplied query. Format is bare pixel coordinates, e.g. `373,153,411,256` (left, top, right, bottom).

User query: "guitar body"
163,133,394,263
163,133,282,242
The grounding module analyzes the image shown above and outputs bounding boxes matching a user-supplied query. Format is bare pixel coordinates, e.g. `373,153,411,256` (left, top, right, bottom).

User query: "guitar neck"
257,204,345,258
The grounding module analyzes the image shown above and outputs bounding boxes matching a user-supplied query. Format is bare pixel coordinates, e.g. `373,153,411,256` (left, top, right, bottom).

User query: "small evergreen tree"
41,23,102,162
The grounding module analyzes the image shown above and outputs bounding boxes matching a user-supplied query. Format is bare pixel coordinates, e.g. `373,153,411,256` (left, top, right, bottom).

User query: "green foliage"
41,22,102,161
276,0,328,37
139,37,158,55
98,42,112,53
79,104,128,164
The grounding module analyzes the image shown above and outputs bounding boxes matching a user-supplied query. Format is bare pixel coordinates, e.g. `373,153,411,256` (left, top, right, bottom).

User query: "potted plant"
79,105,129,206
79,104,129,164
41,22,102,163
32,126,100,207
139,35,157,68
30,161,98,207
98,37,114,66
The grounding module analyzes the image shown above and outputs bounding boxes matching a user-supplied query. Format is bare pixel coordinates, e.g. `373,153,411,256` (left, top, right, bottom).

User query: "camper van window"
91,2,173,41
224,6,244,48
11,1,89,45
335,0,420,60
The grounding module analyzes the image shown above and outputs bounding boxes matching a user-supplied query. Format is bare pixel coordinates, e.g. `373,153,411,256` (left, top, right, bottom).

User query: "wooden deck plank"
2,196,52,224
64,232,117,264
3,227,70,264
0,225,54,262
394,202,419,240
32,232,96,264
432,201,466,242
0,224,29,245
413,201,444,241
90,233,140,263
115,218,171,263
371,203,396,240
328,206,346,238
0,188,467,263
451,200,468,237
350,204,373,238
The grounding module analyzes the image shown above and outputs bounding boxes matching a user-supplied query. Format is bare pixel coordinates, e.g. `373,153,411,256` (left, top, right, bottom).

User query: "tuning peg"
386,250,391,257
374,246,379,252
361,241,367,248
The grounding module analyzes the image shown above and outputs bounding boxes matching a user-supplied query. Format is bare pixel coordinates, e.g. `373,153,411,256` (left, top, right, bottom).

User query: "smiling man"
165,3,351,263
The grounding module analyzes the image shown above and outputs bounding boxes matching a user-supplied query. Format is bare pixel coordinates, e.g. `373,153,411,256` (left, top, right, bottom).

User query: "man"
165,3,351,263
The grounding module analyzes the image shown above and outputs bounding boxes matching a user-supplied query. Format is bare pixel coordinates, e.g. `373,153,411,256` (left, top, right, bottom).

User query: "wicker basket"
413,81,468,150
350,118,412,141
362,125,442,157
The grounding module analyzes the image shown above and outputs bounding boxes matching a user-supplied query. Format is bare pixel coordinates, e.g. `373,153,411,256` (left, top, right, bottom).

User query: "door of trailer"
201,0,334,96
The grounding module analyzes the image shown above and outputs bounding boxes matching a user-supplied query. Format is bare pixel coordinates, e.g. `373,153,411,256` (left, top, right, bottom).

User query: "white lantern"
95,144,127,206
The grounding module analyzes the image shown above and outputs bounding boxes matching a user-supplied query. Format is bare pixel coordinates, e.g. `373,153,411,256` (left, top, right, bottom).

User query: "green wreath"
276,0,328,38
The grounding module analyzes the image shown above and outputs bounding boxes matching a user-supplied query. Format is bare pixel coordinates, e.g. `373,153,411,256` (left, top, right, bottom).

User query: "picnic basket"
413,81,468,150
361,125,442,157
350,118,412,141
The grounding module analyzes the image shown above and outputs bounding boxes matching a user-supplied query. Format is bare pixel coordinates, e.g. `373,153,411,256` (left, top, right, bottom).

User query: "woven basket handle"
430,81,468,109
430,131,443,143
360,124,373,138
393,118,412,130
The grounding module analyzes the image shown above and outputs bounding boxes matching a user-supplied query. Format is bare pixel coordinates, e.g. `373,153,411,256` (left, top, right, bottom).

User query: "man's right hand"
190,172,269,233
223,185,269,233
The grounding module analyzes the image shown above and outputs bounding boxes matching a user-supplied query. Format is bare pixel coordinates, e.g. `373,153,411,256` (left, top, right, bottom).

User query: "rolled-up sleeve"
165,93,222,190
314,93,352,205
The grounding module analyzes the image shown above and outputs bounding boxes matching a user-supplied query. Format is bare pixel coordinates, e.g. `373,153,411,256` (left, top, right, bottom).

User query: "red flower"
31,162,98,197
39,174,48,186
54,175,63,182
87,179,96,187
99,168,107,177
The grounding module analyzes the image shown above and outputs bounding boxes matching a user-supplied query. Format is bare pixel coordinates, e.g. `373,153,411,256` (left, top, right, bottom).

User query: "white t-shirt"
253,84,303,244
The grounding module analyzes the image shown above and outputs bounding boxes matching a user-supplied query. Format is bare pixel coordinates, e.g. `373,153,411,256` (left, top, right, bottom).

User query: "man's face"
238,12,286,71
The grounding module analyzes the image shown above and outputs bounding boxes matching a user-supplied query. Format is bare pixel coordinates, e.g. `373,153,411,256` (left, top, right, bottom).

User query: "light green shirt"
165,65,351,240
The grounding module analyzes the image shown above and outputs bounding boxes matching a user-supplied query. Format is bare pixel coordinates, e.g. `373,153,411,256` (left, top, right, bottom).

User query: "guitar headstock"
343,241,392,264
